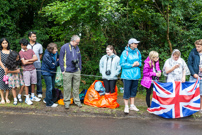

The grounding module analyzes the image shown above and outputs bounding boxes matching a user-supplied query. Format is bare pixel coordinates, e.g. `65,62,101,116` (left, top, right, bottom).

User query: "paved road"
0,113,202,135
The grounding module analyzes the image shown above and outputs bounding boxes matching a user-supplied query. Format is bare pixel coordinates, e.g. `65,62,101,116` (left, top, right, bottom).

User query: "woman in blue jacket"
41,43,59,107
120,38,142,114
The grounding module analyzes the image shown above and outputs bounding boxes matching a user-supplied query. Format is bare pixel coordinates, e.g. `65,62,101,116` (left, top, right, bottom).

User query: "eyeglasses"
153,57,159,59
75,41,80,44
131,43,138,45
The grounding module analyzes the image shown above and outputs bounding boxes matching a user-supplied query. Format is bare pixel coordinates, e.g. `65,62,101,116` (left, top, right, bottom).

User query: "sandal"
6,99,10,104
0,100,5,104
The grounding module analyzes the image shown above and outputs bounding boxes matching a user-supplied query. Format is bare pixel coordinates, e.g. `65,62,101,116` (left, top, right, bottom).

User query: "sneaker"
77,103,82,108
65,104,70,109
25,98,33,105
51,103,58,108
38,94,42,98
13,100,17,105
130,105,139,111
30,96,41,102
43,99,46,104
17,95,23,103
24,94,30,97
124,106,129,114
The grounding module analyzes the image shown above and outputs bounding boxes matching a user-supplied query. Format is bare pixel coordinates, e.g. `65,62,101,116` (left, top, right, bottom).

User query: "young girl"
99,45,121,95
141,51,161,108
0,38,12,104
5,51,24,105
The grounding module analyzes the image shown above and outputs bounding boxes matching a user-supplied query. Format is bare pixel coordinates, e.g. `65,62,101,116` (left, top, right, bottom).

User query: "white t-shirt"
27,42,43,68
198,53,202,76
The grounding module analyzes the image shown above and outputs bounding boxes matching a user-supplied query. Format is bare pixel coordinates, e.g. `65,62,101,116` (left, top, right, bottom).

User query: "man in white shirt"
27,31,43,98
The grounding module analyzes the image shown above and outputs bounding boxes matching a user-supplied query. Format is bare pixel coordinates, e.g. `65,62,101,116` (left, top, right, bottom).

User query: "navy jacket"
59,43,82,73
41,49,59,76
188,48,200,76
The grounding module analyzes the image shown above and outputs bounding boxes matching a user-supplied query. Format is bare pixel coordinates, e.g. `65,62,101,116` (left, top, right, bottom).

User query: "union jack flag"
147,79,200,119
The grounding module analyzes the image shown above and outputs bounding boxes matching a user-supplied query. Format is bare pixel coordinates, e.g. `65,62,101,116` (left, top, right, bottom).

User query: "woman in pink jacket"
141,51,161,107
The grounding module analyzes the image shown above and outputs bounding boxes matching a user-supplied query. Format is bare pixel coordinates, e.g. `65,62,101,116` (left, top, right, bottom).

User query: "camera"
105,70,111,76
72,59,79,68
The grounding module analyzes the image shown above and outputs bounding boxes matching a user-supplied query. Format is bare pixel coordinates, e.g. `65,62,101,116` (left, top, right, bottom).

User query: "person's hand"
193,74,199,79
199,67,202,72
181,77,186,83
25,60,29,63
62,71,65,74
174,64,180,69
136,62,139,66
159,72,161,77
4,68,7,75
156,72,161,77
132,62,139,67
156,73,161,77
16,69,20,73
57,58,59,61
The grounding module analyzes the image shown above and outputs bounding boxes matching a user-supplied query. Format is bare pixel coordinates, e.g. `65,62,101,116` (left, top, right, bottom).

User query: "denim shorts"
189,76,202,95
123,79,139,99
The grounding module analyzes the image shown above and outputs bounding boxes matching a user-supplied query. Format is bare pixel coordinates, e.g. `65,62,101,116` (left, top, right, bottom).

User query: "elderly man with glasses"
59,35,82,109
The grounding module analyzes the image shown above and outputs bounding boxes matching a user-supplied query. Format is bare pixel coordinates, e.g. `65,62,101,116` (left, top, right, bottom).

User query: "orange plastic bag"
58,98,73,105
84,80,119,109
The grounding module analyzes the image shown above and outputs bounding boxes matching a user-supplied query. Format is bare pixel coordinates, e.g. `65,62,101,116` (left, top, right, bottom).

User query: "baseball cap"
128,38,140,44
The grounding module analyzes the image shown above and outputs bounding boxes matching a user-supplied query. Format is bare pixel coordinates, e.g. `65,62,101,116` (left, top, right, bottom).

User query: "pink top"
141,56,161,89
19,49,36,71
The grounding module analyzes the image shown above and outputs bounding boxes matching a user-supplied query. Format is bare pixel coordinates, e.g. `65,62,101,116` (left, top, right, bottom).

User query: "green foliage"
1,0,202,91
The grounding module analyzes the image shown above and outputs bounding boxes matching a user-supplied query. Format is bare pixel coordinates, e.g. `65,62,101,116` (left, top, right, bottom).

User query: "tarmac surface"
0,113,202,135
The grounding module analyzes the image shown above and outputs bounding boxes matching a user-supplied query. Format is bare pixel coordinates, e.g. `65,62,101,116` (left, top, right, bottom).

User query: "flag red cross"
152,81,200,118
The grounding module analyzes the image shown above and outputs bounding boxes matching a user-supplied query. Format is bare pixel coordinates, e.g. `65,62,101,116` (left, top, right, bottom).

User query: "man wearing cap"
59,35,82,109
120,38,142,114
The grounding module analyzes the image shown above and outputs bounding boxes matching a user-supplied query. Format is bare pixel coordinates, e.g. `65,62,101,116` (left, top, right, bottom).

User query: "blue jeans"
189,76,202,95
28,68,42,95
123,79,139,99
43,75,56,106
36,68,42,95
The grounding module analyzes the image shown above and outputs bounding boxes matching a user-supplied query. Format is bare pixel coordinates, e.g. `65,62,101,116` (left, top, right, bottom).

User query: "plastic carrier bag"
55,66,63,87
84,80,119,109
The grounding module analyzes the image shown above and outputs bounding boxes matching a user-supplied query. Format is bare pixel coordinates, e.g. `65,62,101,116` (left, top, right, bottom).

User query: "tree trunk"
166,5,172,54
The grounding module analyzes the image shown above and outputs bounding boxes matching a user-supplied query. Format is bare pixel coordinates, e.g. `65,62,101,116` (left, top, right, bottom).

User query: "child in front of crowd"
19,38,41,105
5,51,25,105
141,51,161,108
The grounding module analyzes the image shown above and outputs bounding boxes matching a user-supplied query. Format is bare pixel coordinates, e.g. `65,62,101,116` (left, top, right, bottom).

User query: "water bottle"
120,87,124,93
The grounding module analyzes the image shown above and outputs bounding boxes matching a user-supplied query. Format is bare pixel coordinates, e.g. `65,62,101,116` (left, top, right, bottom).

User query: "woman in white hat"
120,38,142,114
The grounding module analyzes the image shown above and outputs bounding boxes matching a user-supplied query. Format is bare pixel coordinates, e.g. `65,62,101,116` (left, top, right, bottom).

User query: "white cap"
128,38,140,44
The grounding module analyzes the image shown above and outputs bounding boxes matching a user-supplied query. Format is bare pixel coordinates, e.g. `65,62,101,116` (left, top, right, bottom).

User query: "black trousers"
103,79,117,93
146,84,153,107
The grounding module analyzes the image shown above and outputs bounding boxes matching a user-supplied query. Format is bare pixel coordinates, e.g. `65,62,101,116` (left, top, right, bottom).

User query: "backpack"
52,88,63,103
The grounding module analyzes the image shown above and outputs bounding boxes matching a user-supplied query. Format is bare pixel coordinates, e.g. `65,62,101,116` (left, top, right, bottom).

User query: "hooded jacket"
99,54,121,80
188,48,200,76
41,49,59,76
141,56,161,89
120,47,142,80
